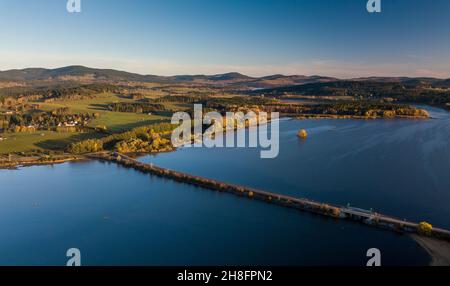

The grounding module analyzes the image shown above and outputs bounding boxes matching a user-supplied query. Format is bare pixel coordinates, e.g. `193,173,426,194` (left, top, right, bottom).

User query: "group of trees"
201,97,275,111
0,83,121,101
67,139,103,154
0,109,98,132
107,102,165,114
100,123,176,149
254,101,430,118
152,95,275,110
67,122,177,154
115,136,172,153
262,102,429,118
303,102,430,118
153,95,207,103
249,80,450,109
418,222,433,236
298,129,308,139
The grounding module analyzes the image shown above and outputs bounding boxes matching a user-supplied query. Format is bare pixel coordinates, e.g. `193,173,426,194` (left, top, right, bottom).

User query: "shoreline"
294,114,429,120
412,235,450,266
0,155,84,170
0,113,431,170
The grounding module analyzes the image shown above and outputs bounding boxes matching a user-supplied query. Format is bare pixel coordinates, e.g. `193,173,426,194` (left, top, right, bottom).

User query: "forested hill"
0,65,335,87
0,66,167,82
249,80,450,109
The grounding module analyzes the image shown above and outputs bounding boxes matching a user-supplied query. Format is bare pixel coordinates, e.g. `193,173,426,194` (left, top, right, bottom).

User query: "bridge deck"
88,152,450,240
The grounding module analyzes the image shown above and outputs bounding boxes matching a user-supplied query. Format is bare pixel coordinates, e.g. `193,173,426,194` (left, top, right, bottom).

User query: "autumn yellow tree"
418,221,433,236
298,129,308,139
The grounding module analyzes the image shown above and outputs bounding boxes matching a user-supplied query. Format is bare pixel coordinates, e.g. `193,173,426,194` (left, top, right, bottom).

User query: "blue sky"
0,0,449,78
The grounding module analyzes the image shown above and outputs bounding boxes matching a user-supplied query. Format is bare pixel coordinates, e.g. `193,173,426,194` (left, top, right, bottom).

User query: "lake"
1,106,449,266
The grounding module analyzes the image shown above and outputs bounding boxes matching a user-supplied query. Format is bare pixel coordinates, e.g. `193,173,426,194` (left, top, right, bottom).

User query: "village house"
58,119,83,128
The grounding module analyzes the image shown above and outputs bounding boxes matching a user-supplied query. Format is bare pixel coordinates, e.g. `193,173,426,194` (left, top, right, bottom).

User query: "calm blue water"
1,106,449,266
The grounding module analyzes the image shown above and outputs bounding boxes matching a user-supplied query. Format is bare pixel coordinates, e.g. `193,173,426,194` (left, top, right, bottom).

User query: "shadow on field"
108,118,170,132
89,103,109,111
34,133,104,150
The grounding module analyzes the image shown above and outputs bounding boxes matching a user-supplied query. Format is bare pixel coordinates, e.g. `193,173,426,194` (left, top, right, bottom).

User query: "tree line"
68,122,176,154
107,102,166,113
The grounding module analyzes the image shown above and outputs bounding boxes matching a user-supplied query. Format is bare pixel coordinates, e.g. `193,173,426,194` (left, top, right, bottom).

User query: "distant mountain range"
0,65,449,89
0,65,337,88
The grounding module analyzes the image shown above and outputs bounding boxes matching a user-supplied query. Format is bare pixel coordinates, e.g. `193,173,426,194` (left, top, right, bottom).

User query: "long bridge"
88,152,450,241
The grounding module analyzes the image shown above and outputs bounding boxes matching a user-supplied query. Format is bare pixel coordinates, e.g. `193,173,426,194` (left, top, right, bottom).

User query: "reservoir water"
1,106,449,265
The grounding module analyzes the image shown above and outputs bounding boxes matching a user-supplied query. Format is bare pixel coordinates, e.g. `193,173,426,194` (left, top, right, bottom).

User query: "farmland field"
32,93,170,132
0,131,98,153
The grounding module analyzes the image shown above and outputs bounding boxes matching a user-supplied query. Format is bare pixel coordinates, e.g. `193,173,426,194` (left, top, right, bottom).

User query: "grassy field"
0,93,176,154
0,92,196,154
0,131,101,154
33,93,171,132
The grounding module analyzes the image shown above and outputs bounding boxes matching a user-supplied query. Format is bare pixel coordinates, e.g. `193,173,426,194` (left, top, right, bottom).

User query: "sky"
0,0,449,78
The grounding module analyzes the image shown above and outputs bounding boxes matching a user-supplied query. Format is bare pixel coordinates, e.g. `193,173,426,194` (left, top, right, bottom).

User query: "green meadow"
34,93,171,132
0,93,173,154
0,131,93,154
